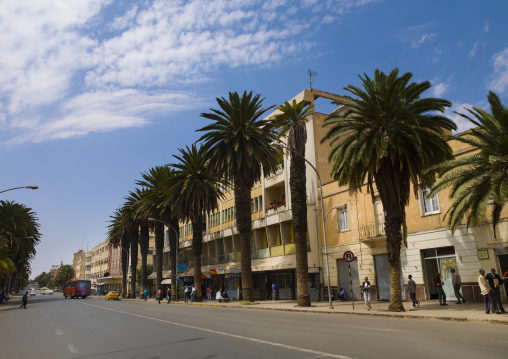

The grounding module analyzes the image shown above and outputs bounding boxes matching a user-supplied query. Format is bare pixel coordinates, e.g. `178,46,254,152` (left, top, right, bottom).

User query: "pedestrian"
19,291,28,309
271,282,277,301
0,290,5,304
158,289,162,304
485,268,506,313
206,286,212,300
478,269,501,314
406,274,419,308
450,268,465,304
143,288,148,301
435,273,447,305
338,287,347,301
191,285,196,302
361,276,371,310
315,279,323,301
267,281,273,300
183,284,189,303
167,287,171,304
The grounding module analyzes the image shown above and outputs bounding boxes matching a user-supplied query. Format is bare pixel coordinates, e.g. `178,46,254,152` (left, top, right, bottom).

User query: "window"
420,186,440,214
336,205,349,232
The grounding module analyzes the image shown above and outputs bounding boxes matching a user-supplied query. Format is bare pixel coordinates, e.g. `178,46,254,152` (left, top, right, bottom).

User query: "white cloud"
445,102,478,134
432,82,448,97
469,41,482,57
0,0,376,146
411,33,435,49
489,47,508,94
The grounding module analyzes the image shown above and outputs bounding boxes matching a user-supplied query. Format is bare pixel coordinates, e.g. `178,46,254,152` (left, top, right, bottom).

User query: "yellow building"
156,88,508,303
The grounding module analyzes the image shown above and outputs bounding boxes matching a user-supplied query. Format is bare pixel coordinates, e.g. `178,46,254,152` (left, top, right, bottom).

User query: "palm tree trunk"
192,222,203,302
129,226,139,299
121,233,129,298
385,215,404,312
169,217,179,301
139,224,149,299
234,177,254,302
154,222,164,295
290,150,311,307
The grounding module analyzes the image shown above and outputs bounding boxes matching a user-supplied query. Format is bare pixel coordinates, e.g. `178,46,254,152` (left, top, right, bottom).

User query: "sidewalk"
123,297,508,325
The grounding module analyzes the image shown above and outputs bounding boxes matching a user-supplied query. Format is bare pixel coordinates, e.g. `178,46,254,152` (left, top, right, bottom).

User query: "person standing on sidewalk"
167,287,171,304
19,291,28,309
451,268,465,304
183,284,189,303
406,275,419,308
478,269,501,314
143,288,148,301
485,268,506,313
206,286,212,300
157,289,162,304
361,277,371,310
435,273,447,305
271,282,277,301
315,279,323,301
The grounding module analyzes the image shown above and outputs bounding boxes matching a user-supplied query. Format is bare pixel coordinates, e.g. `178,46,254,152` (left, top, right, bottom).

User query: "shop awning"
161,279,171,285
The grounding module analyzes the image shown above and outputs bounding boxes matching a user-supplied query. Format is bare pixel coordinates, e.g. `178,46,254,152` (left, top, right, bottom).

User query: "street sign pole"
349,263,354,310
343,251,355,311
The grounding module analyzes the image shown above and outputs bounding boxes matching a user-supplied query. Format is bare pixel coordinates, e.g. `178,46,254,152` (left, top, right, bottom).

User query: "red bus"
63,280,91,299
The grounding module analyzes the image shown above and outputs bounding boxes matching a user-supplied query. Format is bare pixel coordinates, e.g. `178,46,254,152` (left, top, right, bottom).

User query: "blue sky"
1,0,507,278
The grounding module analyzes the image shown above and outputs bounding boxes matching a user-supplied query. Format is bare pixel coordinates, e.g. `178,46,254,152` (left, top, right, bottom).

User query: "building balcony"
266,202,286,216
359,221,386,245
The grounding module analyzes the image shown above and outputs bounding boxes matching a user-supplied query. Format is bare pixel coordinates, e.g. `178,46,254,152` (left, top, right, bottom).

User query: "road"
1,295,506,359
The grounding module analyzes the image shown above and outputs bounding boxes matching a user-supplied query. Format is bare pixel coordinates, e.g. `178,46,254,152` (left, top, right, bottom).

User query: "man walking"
478,269,501,314
19,291,28,309
485,268,506,313
167,287,171,304
406,274,420,308
143,288,148,301
451,268,466,304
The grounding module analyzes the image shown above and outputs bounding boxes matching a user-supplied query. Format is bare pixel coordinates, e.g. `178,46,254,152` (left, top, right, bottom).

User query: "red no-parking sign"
343,251,354,262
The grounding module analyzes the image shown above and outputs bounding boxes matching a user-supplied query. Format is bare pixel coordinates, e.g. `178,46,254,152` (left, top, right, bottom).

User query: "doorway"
422,246,457,300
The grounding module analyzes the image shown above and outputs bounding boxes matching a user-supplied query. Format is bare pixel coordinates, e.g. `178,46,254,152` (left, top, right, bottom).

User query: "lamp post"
148,218,180,299
0,185,38,194
272,141,334,309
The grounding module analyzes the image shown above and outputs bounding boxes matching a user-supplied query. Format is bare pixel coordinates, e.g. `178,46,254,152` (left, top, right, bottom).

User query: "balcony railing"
265,163,284,179
258,248,270,259
284,243,296,255
270,245,284,257
226,253,235,263
359,221,385,240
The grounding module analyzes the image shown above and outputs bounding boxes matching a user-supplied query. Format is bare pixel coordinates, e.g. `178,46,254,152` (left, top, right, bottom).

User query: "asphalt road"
1,295,507,359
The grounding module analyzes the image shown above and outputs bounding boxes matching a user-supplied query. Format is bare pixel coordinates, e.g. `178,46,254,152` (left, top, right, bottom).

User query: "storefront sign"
308,267,320,273
477,249,489,260
225,274,234,279
177,264,187,272
210,268,225,275
233,273,241,278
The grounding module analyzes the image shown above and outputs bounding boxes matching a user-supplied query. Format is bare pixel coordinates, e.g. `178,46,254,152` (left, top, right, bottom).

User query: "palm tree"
198,91,280,302
429,91,508,236
136,166,180,300
107,207,130,298
168,144,223,302
271,99,314,307
0,200,40,292
322,68,456,311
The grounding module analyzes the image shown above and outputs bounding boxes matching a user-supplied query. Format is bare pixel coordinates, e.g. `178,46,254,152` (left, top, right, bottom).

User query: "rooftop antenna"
308,68,317,89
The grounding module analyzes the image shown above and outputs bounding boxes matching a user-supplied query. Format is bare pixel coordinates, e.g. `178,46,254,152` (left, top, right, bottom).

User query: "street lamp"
0,185,38,194
271,140,334,309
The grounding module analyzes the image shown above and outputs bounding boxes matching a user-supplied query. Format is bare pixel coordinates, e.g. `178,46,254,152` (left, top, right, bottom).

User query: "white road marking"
56,329,63,335
356,327,403,333
68,344,78,353
80,302,355,359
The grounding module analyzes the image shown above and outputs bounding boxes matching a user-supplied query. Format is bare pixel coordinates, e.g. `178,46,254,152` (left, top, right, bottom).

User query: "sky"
1,0,507,279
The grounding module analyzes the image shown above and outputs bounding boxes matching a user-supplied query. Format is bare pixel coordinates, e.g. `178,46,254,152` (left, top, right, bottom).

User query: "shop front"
422,246,458,301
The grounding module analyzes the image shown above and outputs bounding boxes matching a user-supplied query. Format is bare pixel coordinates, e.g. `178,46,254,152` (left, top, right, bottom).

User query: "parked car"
105,291,119,301
30,289,36,296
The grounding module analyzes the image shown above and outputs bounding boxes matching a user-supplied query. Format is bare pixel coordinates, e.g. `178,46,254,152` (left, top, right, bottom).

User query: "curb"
91,297,508,325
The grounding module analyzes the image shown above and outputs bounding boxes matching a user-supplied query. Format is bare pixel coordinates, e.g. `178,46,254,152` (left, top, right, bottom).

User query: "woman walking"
361,277,371,310
435,273,447,305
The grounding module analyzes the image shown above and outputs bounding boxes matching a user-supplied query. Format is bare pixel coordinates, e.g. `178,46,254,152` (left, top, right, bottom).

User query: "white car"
30,289,36,296
41,287,54,295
